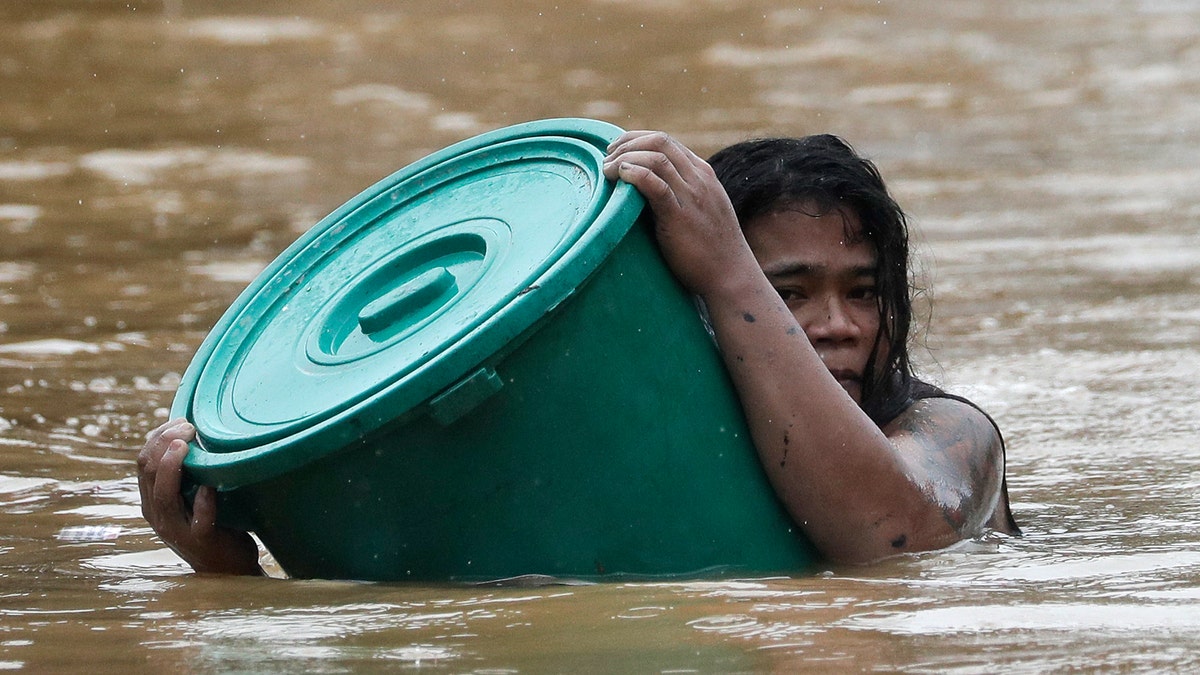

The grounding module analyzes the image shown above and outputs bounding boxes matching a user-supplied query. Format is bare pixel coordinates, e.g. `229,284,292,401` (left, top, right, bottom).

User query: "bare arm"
881,398,1010,541
604,131,1008,563
137,418,264,575
698,268,1007,561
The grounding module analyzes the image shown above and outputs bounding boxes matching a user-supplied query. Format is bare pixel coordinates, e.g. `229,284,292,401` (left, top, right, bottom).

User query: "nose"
803,296,861,344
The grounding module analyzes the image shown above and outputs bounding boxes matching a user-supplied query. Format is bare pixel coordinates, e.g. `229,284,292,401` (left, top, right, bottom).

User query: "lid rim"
194,135,614,450
176,118,646,488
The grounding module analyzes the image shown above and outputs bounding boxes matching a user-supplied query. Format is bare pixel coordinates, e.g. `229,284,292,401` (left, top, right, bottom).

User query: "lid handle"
358,267,457,336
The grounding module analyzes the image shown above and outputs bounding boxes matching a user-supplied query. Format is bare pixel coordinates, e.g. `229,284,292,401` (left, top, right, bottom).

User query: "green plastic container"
172,118,816,581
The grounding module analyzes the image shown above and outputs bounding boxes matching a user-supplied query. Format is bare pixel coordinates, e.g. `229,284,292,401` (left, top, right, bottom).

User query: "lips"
827,368,862,386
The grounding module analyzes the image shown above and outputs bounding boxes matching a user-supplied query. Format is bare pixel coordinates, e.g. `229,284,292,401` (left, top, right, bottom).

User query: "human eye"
775,286,808,306
848,283,878,302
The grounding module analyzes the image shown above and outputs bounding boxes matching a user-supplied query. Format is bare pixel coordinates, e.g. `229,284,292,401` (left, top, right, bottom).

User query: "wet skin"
743,206,881,407
137,418,263,575
603,130,1014,563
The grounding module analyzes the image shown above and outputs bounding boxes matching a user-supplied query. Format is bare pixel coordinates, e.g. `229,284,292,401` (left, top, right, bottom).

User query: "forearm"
699,269,928,562
600,130,988,561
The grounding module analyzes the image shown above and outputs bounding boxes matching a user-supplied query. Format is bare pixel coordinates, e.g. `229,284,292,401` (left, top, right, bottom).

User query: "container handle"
358,267,456,335
427,366,504,425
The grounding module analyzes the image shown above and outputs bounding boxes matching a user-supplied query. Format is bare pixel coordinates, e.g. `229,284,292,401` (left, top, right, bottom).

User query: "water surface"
2,0,1199,671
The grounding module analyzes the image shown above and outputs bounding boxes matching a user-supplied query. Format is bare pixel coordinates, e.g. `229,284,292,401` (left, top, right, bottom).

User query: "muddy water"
3,0,1200,671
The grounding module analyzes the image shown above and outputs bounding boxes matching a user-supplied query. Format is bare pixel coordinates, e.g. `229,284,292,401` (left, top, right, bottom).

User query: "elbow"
810,511,968,564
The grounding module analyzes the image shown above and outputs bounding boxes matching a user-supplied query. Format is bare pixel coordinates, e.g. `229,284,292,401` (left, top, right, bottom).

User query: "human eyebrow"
760,261,820,279
760,262,878,281
848,265,878,280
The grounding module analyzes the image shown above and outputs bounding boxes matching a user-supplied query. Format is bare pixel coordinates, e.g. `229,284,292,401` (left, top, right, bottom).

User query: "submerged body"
602,131,1017,563
138,129,1017,574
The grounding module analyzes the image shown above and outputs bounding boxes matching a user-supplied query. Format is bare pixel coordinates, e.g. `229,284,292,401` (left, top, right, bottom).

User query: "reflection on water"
3,0,1200,671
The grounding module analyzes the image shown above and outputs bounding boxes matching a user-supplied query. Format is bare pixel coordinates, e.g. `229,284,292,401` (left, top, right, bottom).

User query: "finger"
139,420,170,469
138,475,153,523
608,147,690,188
150,439,190,532
139,419,183,517
609,154,686,212
605,129,661,153
158,418,196,444
137,433,170,521
139,418,190,469
138,463,154,522
144,416,187,444
605,131,705,181
191,485,218,536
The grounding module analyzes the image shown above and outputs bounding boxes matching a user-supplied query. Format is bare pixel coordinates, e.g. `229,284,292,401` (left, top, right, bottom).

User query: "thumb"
191,485,219,534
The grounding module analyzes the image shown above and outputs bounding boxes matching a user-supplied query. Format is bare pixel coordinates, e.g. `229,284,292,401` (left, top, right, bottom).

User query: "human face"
743,205,882,404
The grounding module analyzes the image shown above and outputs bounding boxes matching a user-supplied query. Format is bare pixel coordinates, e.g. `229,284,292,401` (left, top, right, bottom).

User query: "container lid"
174,118,645,488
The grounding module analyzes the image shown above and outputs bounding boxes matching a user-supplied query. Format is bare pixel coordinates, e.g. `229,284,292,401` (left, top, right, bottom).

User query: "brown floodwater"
3,0,1200,671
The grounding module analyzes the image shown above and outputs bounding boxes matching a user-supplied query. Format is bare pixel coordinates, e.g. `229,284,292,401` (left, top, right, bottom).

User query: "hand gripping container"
172,119,815,581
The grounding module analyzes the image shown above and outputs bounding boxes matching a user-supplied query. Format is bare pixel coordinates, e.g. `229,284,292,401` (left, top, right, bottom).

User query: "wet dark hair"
708,134,915,425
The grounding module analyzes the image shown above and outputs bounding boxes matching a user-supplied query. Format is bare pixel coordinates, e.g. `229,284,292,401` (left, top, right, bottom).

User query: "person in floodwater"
138,130,1018,575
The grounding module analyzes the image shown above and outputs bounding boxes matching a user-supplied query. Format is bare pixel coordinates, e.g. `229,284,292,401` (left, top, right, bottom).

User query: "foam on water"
181,17,326,45
79,148,310,185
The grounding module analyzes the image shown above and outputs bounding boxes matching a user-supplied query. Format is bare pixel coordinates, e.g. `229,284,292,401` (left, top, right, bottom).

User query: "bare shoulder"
882,396,1001,454
882,397,1010,537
